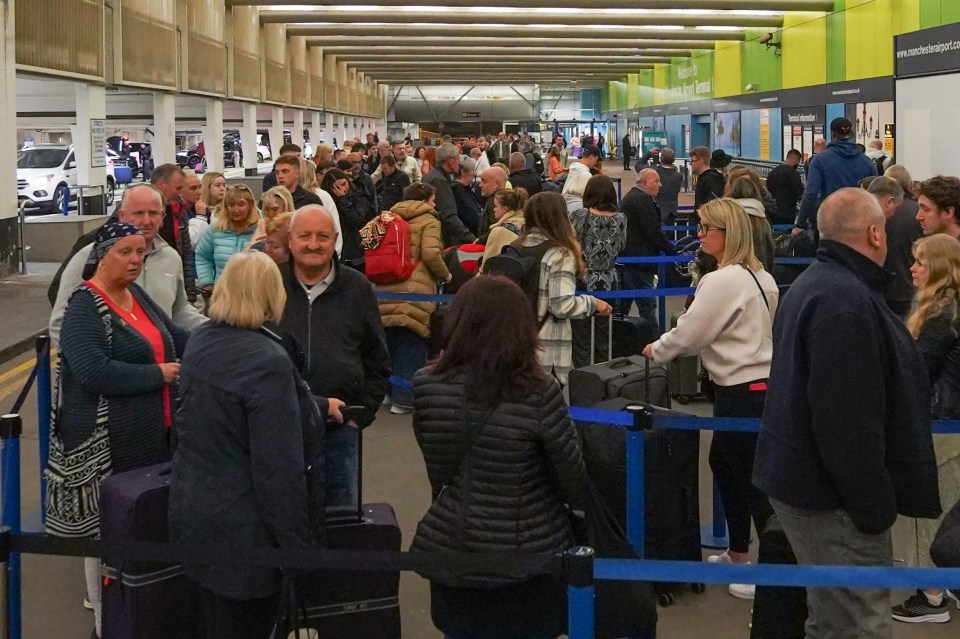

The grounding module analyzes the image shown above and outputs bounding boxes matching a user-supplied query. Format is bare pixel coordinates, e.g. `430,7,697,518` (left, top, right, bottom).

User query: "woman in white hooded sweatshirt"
642,198,778,601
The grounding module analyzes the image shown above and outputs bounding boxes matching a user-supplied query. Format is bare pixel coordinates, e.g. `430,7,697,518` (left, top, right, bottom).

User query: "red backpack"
364,216,417,284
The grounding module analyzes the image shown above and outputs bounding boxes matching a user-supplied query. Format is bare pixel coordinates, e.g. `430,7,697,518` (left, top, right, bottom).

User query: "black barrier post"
566,546,595,639
1,415,22,639
625,403,653,557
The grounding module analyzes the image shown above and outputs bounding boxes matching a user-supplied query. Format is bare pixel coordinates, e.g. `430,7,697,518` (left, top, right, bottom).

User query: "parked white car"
17,144,116,213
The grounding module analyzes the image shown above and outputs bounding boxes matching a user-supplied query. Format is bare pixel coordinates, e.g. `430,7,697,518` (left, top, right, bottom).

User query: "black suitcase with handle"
750,515,807,639
574,398,703,606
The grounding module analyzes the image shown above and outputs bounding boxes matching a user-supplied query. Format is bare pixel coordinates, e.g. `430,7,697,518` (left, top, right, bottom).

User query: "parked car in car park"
17,144,116,213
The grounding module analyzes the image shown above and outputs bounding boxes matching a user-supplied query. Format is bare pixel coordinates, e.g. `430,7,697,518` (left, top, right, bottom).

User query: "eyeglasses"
697,224,726,235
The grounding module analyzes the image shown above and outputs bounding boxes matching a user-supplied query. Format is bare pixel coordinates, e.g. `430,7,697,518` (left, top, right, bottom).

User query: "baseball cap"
830,117,853,140
582,144,601,158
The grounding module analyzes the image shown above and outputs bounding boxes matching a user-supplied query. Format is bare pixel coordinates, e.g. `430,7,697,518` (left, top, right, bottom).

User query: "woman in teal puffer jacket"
195,184,260,291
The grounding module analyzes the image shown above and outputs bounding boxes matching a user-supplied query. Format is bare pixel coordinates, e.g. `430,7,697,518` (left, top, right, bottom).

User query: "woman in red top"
54,222,191,637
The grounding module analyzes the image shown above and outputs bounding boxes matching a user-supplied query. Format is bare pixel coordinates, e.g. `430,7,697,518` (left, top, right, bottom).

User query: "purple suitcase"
294,503,402,638
100,463,205,639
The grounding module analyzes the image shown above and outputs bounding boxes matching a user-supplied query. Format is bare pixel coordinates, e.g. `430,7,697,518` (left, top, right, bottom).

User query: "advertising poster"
759,109,770,160
714,111,741,157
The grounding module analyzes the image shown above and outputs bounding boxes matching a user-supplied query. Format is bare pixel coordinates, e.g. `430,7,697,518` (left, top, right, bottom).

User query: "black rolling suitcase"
100,463,205,639
575,398,703,607
292,431,403,638
569,352,671,408
295,503,403,638
667,311,704,405
750,515,807,639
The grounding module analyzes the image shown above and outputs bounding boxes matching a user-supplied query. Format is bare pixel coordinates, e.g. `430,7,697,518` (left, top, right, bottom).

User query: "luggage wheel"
691,582,706,594
674,395,691,405
657,591,675,607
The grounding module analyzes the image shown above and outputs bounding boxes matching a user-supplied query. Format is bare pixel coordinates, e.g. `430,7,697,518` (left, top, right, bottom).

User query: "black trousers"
709,380,774,554
199,588,279,639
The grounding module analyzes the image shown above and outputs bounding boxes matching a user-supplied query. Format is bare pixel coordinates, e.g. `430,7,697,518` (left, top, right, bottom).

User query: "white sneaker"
729,582,755,599
389,404,412,415
707,551,733,564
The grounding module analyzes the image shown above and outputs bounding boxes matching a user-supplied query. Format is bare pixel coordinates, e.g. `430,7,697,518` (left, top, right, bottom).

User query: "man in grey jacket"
49,184,207,346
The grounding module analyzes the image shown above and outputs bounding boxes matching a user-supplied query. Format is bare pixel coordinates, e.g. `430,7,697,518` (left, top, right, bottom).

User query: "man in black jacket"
619,168,677,330
691,147,728,224
508,152,543,198
621,134,633,170
766,149,805,224
280,206,391,509
424,143,476,245
654,147,684,224
275,155,322,209
867,176,921,319
753,188,941,637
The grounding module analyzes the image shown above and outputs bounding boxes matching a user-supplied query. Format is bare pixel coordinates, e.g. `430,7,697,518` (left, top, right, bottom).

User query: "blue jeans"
619,266,659,331
385,326,428,408
324,424,359,511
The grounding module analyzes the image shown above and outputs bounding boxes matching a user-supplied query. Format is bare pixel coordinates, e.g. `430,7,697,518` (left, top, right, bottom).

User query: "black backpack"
873,154,887,176
483,240,557,324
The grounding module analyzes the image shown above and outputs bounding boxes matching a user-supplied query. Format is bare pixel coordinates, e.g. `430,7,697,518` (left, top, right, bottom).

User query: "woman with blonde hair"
195,185,260,291
481,188,528,265
643,198,779,600
171,251,323,638
890,234,960,622
248,186,294,247
189,172,227,245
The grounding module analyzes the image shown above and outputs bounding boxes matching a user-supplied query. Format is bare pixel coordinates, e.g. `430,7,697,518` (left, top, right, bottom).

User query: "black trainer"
891,590,951,623
947,588,960,609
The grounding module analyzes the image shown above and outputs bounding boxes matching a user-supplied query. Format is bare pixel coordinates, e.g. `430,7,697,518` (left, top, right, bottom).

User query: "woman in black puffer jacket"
411,275,586,639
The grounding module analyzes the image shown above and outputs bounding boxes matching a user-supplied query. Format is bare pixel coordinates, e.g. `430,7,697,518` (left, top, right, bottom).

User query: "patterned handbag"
45,285,114,537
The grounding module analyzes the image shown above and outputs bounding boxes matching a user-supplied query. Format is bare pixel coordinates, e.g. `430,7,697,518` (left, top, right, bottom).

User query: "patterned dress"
569,207,627,291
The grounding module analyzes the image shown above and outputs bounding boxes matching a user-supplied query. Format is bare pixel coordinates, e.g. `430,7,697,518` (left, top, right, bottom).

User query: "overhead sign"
895,22,960,78
90,119,106,168
781,106,825,125
461,111,481,118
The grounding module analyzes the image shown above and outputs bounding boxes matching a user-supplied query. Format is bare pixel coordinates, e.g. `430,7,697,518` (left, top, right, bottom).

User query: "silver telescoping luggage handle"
589,314,614,366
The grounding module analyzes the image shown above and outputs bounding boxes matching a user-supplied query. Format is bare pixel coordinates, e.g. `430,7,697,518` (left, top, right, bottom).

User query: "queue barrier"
3,332,960,638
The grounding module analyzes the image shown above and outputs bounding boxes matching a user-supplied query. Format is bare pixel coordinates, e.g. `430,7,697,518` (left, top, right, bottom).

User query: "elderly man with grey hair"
868,175,922,318
423,142,476,245
279,204,391,510
49,183,207,347
754,187,941,638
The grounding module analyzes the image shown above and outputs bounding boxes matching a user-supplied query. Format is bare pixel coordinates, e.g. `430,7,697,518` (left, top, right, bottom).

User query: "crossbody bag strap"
744,267,770,311
439,406,496,498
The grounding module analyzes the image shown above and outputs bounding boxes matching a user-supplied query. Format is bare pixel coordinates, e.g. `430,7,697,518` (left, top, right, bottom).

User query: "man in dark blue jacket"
619,168,676,329
754,188,941,637
794,118,877,233
280,206,391,512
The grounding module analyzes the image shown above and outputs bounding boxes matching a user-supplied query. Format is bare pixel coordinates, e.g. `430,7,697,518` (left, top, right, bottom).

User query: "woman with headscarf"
49,222,191,637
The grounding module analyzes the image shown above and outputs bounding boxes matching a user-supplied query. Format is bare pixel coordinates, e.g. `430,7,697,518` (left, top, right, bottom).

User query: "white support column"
338,115,349,146
269,106,284,161
325,111,337,148
152,93,176,166
0,0,17,273
73,83,107,210
309,112,323,153
241,102,258,176
291,110,305,151
202,98,224,173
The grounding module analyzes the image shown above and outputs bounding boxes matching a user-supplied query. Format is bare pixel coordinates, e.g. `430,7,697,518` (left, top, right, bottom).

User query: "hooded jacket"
736,198,776,273
376,200,451,338
753,240,941,534
694,168,725,221
561,162,593,213
796,140,878,229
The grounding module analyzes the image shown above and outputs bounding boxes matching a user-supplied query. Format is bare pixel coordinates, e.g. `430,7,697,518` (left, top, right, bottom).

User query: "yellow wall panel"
713,41,742,98
782,12,827,89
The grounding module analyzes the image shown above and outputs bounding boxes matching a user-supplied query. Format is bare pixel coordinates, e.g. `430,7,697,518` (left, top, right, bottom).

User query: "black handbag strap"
744,266,770,311
441,406,495,494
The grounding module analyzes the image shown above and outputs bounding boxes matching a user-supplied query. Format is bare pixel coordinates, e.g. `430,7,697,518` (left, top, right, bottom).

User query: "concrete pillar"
202,98,224,173
325,111,337,148
291,110,305,151
72,83,107,207
309,111,323,154
152,93,176,166
0,0,17,274
269,106,284,162
338,115,348,147
241,102,258,177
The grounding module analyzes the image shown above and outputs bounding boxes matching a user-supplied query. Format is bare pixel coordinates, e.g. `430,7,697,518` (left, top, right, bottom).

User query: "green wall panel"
742,29,782,93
